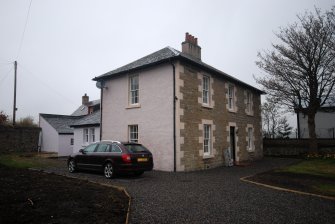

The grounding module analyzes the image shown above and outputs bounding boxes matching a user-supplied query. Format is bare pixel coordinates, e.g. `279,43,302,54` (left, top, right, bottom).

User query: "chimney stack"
181,32,201,60
82,93,89,105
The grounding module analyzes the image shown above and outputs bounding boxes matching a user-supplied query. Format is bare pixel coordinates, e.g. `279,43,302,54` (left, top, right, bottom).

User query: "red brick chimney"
181,32,201,60
82,93,89,105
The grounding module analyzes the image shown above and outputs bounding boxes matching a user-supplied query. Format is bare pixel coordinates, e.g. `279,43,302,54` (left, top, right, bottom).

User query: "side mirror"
79,149,85,154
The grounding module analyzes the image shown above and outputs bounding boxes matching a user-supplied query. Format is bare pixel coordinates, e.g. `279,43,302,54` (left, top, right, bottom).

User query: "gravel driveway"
46,158,335,224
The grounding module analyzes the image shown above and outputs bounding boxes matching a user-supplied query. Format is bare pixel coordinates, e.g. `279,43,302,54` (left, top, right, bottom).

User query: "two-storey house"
93,33,264,171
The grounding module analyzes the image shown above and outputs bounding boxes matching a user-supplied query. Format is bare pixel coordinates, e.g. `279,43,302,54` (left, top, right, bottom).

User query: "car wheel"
104,162,114,179
68,159,76,173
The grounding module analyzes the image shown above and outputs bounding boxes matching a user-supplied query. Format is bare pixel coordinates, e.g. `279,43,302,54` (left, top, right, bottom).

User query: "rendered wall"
58,134,74,156
39,116,59,153
299,111,335,138
101,64,174,171
73,126,100,153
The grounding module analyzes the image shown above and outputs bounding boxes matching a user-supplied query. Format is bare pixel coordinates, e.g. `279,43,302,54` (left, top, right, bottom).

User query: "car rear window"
124,144,149,153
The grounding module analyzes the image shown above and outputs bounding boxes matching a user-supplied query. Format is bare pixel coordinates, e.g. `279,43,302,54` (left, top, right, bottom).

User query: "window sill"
203,155,214,159
228,109,237,113
202,104,213,109
246,112,254,116
126,104,141,109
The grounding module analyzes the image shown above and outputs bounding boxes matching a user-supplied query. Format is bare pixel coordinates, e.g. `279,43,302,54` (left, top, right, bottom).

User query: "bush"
0,111,9,125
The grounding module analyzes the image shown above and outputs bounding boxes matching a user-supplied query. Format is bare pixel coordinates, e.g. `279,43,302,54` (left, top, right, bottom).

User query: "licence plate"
137,158,148,162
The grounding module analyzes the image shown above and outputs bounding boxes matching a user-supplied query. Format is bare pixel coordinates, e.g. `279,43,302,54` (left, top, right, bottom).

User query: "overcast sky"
0,0,333,125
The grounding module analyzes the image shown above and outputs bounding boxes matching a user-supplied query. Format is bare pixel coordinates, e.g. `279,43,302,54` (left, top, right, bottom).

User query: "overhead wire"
17,63,77,105
16,0,33,60
0,67,14,87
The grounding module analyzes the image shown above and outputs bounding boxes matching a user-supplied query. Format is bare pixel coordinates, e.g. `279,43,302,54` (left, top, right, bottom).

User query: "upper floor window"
129,125,138,143
129,75,139,105
202,75,210,104
246,91,252,113
203,124,211,156
228,85,235,110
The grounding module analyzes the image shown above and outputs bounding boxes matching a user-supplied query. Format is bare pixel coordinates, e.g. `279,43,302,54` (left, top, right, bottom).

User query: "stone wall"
178,63,263,171
0,126,41,153
264,138,335,156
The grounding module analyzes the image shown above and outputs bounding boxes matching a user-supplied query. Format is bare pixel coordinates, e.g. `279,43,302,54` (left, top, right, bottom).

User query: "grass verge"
245,158,335,198
0,153,65,169
277,159,335,179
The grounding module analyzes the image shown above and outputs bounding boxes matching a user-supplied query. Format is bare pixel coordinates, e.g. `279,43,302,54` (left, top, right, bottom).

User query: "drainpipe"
100,85,103,141
171,61,177,172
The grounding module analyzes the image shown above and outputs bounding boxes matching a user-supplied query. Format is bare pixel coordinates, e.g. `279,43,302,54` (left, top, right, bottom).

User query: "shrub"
0,111,9,125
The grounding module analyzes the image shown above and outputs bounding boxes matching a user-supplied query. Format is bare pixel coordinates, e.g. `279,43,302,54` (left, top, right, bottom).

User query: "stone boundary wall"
264,138,335,156
0,126,41,153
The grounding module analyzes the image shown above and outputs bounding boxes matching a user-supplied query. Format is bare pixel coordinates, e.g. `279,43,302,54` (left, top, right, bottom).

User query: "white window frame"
129,75,139,105
228,85,234,110
83,128,89,143
203,124,211,156
129,125,138,143
202,75,210,105
90,128,95,143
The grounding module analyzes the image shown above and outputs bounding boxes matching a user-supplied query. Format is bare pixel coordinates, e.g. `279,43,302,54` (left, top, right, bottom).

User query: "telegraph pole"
13,61,17,125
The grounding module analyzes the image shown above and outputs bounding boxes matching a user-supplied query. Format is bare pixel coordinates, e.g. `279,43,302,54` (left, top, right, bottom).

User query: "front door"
229,126,236,163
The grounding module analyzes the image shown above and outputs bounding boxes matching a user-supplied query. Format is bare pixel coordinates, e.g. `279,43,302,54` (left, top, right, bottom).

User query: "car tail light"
122,154,131,163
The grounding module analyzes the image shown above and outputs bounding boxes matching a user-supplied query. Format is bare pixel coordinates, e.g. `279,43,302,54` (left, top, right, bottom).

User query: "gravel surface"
46,158,335,224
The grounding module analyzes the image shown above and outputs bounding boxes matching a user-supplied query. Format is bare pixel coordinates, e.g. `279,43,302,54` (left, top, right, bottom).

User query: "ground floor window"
83,128,96,144
84,129,89,143
129,125,138,143
90,128,95,142
203,124,211,156
247,127,254,151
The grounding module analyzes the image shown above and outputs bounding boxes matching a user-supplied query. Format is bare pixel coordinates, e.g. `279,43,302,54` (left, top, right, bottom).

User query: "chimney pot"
181,32,201,60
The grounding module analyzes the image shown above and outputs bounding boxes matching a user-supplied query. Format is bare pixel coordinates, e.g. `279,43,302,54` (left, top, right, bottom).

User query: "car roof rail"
101,139,121,144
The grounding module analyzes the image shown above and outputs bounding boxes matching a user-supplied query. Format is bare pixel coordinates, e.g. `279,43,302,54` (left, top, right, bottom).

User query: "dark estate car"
67,140,154,178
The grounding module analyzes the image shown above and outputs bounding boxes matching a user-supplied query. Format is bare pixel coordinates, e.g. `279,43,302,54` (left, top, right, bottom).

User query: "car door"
90,143,110,171
76,143,98,170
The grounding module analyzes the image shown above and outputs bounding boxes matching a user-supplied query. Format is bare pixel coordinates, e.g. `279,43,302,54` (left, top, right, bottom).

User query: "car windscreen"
124,144,149,153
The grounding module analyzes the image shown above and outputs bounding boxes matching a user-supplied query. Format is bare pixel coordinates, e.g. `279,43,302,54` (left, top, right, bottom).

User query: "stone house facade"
93,33,263,172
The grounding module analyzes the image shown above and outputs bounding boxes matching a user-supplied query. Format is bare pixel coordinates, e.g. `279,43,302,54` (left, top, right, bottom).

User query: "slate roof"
93,46,264,93
71,99,101,116
70,111,101,127
40,114,83,134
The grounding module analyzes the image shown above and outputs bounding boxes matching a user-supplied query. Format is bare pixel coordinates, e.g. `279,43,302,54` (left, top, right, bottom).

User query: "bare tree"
255,7,335,151
262,101,280,138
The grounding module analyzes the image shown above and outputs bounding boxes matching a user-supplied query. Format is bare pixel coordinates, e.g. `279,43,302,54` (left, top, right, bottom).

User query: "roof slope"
40,114,83,134
93,46,264,93
71,99,101,116
70,111,101,127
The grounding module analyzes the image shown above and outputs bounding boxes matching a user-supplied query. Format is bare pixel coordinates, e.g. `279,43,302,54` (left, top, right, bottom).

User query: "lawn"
245,158,335,198
0,153,66,169
278,159,335,179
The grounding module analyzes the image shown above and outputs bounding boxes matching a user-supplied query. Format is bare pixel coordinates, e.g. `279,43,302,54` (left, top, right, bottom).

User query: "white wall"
58,134,74,156
39,116,59,153
102,64,174,171
299,111,335,138
73,126,100,153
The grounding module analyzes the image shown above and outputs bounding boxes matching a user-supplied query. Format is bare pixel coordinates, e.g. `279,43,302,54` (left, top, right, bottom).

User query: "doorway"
229,126,236,163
